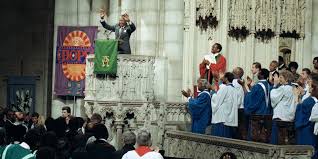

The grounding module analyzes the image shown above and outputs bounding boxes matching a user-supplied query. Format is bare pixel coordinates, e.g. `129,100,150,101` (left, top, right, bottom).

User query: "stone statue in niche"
279,38,292,66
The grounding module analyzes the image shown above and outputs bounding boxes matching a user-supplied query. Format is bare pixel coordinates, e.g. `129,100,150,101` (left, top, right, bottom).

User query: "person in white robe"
232,67,245,108
270,70,297,144
122,129,163,159
211,72,239,138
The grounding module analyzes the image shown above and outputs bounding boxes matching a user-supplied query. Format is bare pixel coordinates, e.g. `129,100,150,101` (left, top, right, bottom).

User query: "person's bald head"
233,67,244,79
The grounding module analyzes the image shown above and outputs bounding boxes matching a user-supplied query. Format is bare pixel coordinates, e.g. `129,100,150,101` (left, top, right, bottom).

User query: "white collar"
20,142,30,150
98,138,108,142
313,96,318,103
212,53,219,57
279,64,285,68
13,121,24,126
259,79,267,82
198,89,210,97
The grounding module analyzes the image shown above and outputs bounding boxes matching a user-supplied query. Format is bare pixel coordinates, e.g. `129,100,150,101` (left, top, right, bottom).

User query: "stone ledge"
164,130,314,158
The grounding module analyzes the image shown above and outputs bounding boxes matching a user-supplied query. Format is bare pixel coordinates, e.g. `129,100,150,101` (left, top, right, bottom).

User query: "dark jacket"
86,139,116,159
100,20,136,54
113,144,135,159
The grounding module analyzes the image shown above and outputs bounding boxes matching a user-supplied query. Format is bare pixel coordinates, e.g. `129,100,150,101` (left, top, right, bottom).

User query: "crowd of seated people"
183,56,318,157
0,106,164,159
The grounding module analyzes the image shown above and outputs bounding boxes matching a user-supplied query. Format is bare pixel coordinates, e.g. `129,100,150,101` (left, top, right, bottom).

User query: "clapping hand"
246,76,252,86
181,89,192,98
293,87,301,104
238,79,245,87
208,84,216,91
201,59,210,65
273,74,280,86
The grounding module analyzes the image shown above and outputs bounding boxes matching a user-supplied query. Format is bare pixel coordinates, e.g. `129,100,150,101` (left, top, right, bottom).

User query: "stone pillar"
164,0,184,102
134,0,160,56
303,0,313,69
113,103,125,149
312,0,318,61
115,121,124,149
90,0,109,39
121,0,137,53
182,0,196,90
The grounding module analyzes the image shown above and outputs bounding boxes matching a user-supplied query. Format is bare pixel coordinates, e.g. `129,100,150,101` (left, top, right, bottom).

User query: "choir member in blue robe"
244,69,272,115
182,78,212,134
211,72,239,138
244,69,272,140
270,70,297,144
295,97,317,146
296,73,318,158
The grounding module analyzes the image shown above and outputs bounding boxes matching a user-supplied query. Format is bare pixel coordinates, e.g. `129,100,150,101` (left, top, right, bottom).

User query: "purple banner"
54,26,97,96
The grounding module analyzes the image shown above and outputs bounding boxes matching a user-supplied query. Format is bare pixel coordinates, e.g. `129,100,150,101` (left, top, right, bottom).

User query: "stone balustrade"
163,130,314,159
83,100,190,149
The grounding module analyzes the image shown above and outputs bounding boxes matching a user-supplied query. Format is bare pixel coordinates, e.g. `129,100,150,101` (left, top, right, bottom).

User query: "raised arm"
100,9,116,32
123,14,136,34
127,22,136,34
100,20,116,32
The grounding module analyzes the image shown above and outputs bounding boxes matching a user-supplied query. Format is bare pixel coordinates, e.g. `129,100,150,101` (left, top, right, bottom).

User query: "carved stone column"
114,121,124,149
113,103,125,149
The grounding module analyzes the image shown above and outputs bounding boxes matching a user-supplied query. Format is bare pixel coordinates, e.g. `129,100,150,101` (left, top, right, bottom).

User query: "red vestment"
199,54,226,90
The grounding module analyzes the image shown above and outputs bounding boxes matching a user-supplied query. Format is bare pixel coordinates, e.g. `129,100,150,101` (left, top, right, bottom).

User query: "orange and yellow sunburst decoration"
62,30,91,82
54,26,97,96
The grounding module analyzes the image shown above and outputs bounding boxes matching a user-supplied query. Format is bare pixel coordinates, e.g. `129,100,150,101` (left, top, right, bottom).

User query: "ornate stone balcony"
84,54,156,102
84,54,189,149
164,130,314,159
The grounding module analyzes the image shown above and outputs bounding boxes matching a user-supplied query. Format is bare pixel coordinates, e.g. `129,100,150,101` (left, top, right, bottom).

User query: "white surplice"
309,97,318,135
270,85,296,121
122,151,164,159
232,79,244,108
204,53,220,69
211,84,239,127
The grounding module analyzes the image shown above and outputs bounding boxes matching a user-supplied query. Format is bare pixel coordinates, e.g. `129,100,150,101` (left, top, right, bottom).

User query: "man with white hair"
181,78,212,134
114,131,136,159
122,129,163,159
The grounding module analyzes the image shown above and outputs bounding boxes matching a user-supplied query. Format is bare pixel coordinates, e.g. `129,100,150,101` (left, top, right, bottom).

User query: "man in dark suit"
100,9,136,54
86,123,116,159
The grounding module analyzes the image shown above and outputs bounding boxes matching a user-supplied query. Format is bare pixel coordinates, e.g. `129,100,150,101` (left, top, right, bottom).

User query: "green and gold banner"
94,39,118,75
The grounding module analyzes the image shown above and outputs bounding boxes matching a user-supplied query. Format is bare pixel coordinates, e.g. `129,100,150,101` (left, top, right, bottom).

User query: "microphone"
104,30,113,40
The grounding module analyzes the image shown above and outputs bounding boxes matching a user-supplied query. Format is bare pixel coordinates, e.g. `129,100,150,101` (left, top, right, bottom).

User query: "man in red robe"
199,43,226,90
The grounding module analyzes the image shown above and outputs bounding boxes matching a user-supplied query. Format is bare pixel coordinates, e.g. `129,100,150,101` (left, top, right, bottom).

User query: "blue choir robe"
244,80,272,141
295,97,317,147
188,90,212,134
244,80,272,115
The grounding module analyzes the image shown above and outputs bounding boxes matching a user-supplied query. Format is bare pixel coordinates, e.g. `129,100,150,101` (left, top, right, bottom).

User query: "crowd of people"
0,106,164,159
182,43,318,157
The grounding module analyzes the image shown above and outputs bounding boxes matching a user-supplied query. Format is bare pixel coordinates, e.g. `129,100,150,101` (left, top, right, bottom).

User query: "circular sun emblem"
63,30,91,47
62,30,91,81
